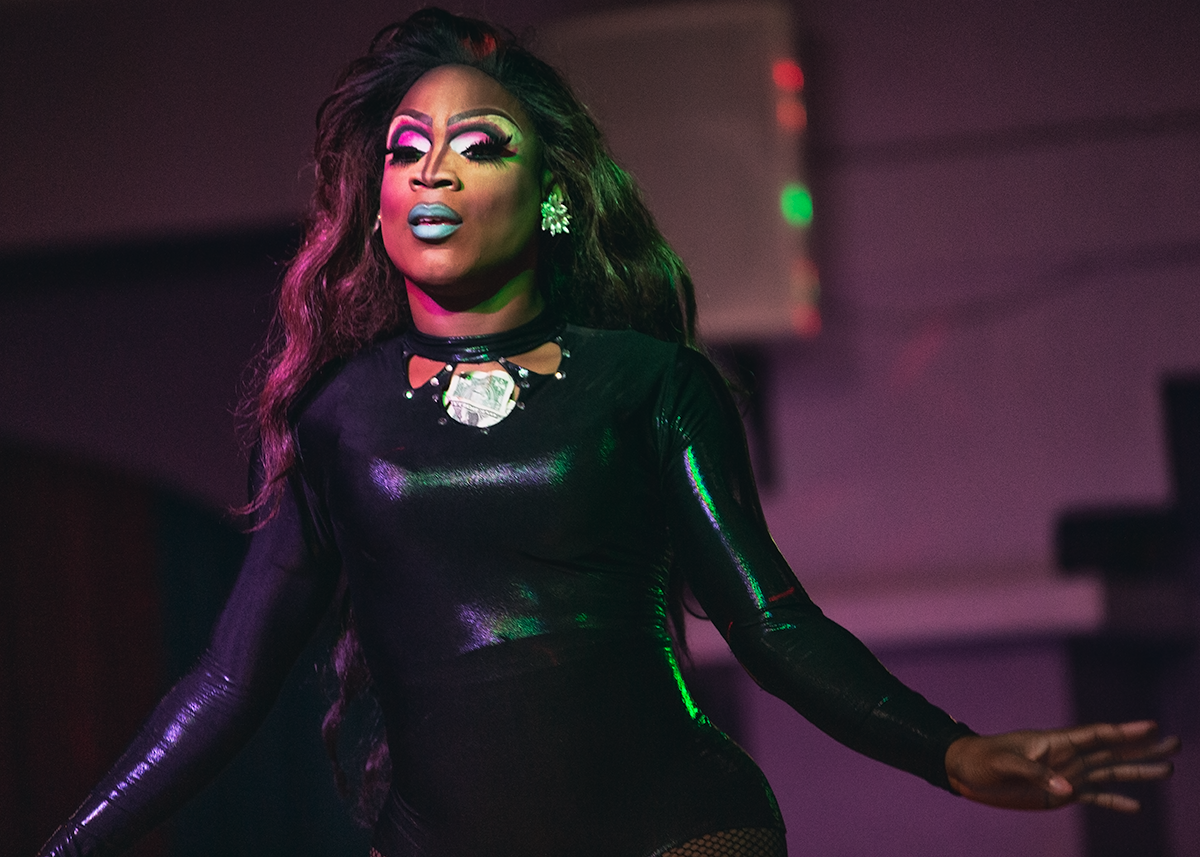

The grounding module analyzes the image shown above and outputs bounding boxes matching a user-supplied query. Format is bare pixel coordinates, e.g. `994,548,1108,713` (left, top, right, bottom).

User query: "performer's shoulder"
290,333,405,423
562,323,685,369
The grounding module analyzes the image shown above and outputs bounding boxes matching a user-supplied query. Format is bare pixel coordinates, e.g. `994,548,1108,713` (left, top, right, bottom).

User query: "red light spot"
776,96,807,131
772,59,804,92
791,305,822,338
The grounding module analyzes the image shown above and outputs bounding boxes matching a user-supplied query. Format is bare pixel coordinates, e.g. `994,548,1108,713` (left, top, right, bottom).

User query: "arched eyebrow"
447,107,520,128
394,108,433,126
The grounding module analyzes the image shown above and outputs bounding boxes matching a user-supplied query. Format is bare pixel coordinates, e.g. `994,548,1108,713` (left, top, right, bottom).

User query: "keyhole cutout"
407,342,562,389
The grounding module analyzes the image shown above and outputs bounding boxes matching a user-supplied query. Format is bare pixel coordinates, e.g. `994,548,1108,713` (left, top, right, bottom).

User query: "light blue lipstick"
408,202,462,240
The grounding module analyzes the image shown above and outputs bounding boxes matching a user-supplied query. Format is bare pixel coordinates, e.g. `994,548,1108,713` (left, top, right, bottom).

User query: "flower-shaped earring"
540,188,570,235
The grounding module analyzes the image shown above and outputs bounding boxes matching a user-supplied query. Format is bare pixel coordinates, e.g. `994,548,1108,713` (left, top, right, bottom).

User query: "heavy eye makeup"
448,124,516,163
384,113,519,166
386,126,432,164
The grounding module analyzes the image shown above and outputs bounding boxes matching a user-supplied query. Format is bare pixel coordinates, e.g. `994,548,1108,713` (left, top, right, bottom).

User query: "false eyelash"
460,133,515,162
386,145,425,164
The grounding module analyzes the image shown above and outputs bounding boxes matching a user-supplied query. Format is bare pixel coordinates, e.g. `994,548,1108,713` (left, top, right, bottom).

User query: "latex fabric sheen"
39,318,973,857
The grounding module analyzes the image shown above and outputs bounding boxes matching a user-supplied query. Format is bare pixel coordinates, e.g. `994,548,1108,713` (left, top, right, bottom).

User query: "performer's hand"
944,720,1180,812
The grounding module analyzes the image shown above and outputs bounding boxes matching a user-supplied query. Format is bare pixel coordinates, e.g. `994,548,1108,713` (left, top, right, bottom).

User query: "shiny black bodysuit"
40,314,973,857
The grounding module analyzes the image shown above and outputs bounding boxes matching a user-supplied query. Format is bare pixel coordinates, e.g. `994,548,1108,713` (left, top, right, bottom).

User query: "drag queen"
40,9,1178,857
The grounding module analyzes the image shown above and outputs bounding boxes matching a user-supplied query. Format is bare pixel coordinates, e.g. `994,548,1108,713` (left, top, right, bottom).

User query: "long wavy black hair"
242,7,700,825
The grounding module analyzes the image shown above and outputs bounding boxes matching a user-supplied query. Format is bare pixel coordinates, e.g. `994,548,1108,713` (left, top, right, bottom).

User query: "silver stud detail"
554,371,564,380
404,390,413,399
437,417,448,425
430,376,440,386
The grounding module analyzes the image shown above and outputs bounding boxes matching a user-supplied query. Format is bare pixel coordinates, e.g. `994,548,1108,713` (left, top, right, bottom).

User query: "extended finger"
1080,736,1182,769
1077,791,1142,813
1084,761,1174,784
1058,721,1159,754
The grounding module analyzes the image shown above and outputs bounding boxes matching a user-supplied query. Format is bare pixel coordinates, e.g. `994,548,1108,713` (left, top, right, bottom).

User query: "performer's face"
380,65,547,306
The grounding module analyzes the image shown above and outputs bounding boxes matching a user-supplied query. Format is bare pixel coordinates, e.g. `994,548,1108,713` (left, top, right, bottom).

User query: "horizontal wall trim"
686,573,1193,663
815,107,1200,168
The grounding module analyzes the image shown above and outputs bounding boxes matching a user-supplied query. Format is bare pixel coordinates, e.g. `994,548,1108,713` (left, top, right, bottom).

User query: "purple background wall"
2,0,1198,854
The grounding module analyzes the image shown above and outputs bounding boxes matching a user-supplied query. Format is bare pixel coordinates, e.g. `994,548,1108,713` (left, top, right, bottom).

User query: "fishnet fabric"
662,827,788,857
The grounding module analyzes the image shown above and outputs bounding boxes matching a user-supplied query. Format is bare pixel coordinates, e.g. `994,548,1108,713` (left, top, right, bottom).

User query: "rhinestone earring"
373,211,382,234
540,188,570,235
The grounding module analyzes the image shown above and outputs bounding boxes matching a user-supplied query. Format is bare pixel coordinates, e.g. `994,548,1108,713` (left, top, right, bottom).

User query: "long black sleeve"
658,348,974,791
38,475,341,857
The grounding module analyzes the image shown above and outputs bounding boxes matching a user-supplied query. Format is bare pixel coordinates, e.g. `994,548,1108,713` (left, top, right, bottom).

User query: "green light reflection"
683,447,766,610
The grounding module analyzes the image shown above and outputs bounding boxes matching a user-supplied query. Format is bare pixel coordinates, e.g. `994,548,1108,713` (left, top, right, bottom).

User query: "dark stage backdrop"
0,444,369,856
0,446,168,857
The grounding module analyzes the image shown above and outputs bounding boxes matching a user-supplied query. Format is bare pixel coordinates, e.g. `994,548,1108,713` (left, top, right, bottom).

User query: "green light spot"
780,183,813,227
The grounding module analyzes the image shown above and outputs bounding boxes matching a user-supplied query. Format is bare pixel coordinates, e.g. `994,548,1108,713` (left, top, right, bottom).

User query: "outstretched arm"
657,348,972,791
946,720,1179,811
38,474,341,857
656,348,1180,803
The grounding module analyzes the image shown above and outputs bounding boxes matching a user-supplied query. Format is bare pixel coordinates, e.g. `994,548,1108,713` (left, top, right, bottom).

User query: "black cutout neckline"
404,312,565,364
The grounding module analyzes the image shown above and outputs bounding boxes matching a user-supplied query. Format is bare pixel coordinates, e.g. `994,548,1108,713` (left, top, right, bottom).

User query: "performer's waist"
383,624,674,687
